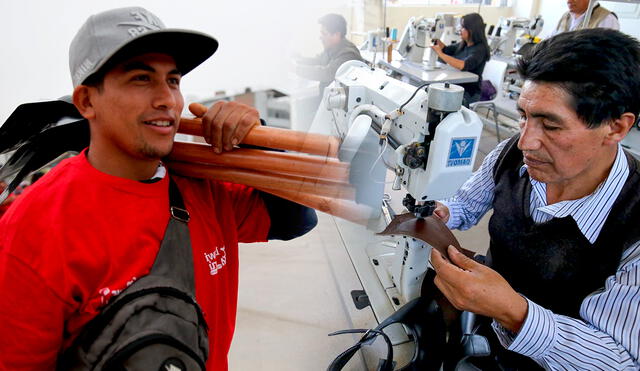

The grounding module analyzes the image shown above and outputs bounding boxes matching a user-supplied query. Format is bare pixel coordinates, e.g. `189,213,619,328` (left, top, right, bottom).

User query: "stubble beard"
135,133,174,160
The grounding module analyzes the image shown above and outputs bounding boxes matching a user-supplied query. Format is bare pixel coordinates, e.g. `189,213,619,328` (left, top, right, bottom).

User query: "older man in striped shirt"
431,29,640,370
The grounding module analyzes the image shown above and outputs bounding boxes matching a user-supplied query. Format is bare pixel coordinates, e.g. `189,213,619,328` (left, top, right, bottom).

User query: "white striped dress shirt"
440,139,640,370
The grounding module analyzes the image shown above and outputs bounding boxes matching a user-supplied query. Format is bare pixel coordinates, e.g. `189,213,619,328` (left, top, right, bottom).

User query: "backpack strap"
148,177,195,293
169,177,190,222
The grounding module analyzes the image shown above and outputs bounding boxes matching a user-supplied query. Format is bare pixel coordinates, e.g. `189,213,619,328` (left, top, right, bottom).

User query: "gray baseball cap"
69,7,218,87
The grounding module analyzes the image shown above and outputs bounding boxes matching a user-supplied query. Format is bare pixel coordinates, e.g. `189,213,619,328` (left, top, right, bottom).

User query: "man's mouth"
144,120,172,127
523,155,547,166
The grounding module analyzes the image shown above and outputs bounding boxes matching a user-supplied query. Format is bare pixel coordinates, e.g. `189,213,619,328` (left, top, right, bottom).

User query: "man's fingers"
220,109,252,150
231,112,259,146
202,101,225,147
432,202,450,223
204,102,260,152
448,245,477,271
188,102,208,117
211,105,236,153
431,246,471,276
433,210,444,220
430,247,452,272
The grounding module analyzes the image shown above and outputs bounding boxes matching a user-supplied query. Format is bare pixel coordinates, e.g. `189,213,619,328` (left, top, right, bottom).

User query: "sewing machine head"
321,61,483,216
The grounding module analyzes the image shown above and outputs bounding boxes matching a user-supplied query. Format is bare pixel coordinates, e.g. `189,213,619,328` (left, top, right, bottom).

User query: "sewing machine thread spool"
426,83,464,112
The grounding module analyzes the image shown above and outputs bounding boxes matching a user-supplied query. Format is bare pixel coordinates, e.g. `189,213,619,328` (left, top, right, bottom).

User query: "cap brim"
85,29,218,83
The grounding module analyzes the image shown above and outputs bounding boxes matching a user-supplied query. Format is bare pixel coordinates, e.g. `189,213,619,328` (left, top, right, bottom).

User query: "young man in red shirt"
0,6,316,370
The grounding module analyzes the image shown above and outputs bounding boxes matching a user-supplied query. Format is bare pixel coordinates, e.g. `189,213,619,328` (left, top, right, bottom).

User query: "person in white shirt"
553,0,619,35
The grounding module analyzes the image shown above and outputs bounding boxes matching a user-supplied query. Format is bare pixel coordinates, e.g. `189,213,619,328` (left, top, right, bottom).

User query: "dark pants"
462,91,481,108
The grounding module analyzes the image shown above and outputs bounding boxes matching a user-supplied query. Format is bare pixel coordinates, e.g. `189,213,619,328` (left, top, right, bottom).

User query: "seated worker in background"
431,13,490,106
553,0,619,35
295,13,363,93
0,6,316,370
431,29,640,369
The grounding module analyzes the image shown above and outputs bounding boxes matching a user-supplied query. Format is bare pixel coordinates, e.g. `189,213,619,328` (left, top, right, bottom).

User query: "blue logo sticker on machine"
447,137,476,167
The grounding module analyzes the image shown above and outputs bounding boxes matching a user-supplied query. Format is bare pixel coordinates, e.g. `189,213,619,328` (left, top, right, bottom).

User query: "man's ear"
605,112,636,145
72,85,97,120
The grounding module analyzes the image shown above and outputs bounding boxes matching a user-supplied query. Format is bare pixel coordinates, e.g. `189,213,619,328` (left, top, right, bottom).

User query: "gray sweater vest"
488,134,640,319
556,4,616,33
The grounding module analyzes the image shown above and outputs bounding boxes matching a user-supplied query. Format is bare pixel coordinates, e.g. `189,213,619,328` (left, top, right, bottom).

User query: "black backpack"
59,179,209,370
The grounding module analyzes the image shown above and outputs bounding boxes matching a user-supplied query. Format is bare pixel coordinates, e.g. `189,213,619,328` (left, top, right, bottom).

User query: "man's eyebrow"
516,104,564,123
122,61,155,72
121,61,181,76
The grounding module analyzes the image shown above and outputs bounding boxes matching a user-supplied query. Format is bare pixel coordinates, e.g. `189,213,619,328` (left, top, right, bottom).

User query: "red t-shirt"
0,150,270,370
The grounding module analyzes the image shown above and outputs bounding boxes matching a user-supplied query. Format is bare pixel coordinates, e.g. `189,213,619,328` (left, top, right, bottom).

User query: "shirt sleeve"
0,252,72,370
492,241,640,369
295,50,361,83
295,52,326,66
258,192,317,241
440,138,510,230
442,43,458,56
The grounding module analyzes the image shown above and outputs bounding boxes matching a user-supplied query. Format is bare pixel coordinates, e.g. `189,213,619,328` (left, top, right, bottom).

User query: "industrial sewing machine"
436,13,461,46
360,29,390,53
488,16,544,57
313,60,483,346
397,14,460,69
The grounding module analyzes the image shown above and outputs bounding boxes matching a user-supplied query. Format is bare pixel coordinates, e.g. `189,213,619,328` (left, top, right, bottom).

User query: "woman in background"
432,13,491,106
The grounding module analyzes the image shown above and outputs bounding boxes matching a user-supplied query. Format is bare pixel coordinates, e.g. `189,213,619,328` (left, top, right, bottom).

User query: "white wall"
512,0,536,18
384,5,513,33
605,1,640,38
0,1,348,123
6,1,637,126
535,0,566,37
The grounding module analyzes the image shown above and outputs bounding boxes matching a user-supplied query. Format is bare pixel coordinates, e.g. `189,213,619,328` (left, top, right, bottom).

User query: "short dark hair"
319,13,347,38
517,29,640,128
83,71,105,89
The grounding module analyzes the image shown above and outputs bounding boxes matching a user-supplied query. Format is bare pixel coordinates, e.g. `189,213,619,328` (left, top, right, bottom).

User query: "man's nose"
152,82,177,110
517,121,542,151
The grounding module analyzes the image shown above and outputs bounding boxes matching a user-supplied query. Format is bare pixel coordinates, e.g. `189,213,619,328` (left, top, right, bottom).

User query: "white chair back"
482,59,508,97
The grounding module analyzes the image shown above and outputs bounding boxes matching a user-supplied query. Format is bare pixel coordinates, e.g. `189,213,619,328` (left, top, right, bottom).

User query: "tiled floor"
228,128,502,370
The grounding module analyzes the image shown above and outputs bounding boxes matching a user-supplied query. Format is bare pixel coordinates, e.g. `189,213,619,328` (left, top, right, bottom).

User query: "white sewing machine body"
397,14,460,69
316,61,483,343
489,15,544,57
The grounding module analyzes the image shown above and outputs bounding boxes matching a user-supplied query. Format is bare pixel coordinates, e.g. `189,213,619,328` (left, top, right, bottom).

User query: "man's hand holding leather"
430,245,528,333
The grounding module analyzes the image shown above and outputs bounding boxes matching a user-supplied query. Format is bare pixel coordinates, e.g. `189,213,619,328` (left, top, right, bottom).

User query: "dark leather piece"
378,213,474,259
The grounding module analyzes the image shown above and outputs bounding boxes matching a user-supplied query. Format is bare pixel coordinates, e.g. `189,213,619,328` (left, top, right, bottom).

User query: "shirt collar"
140,163,167,184
83,149,167,183
519,144,629,243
